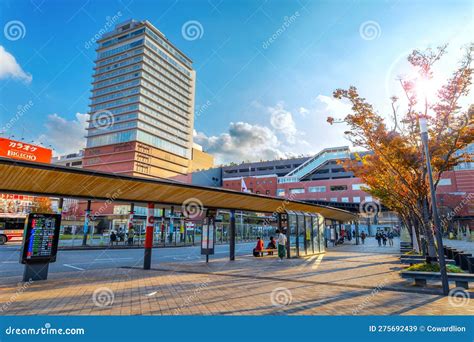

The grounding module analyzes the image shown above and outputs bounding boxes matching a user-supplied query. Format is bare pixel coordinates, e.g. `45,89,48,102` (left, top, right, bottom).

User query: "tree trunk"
422,198,437,260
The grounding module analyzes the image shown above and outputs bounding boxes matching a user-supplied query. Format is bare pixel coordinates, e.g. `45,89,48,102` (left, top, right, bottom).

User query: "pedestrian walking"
382,232,387,246
118,228,125,243
110,231,117,246
387,231,394,247
360,231,366,244
277,230,287,261
375,231,382,247
127,227,134,246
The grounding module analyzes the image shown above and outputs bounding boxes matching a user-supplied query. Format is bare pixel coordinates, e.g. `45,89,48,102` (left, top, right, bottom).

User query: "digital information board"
20,213,62,264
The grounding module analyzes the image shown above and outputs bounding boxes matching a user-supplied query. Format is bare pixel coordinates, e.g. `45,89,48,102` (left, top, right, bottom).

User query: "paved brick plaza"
1,240,473,316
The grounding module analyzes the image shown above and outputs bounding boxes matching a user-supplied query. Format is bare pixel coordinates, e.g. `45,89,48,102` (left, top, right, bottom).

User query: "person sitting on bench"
267,236,276,255
253,237,264,257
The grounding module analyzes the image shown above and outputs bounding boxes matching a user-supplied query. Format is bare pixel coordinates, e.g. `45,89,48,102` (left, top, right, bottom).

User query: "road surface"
0,242,255,279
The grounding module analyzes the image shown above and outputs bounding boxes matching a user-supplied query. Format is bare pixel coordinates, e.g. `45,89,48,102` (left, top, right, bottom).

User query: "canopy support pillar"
229,209,236,261
144,202,154,270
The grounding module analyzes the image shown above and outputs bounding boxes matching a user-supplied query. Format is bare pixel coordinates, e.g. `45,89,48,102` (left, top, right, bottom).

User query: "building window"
438,178,452,186
308,186,326,193
330,197,338,202
137,144,150,153
330,185,348,191
352,183,366,190
276,189,285,197
71,161,82,166
136,164,150,174
341,197,349,202
137,154,149,163
265,190,270,195
353,196,361,203
290,188,305,194
365,196,373,202
256,191,260,194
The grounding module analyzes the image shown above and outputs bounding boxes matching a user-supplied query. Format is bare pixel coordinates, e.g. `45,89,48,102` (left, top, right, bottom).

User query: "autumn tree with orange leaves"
329,45,473,258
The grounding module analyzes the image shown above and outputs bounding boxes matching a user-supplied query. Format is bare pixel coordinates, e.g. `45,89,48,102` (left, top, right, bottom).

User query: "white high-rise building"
83,19,210,178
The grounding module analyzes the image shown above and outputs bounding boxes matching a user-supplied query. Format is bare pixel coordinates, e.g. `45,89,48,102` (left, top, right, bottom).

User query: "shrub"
405,263,464,273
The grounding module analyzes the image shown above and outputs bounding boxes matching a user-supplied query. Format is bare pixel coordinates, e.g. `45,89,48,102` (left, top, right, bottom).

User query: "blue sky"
0,0,472,163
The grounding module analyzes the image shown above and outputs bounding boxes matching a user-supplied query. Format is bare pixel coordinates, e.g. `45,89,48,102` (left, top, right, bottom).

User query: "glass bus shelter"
285,210,326,257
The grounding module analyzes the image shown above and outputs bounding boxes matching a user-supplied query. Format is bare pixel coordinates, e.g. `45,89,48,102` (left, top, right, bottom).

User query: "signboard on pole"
201,209,216,258
20,213,61,264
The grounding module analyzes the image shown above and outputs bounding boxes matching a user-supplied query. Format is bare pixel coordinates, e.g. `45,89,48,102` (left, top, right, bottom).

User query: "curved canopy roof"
0,158,356,222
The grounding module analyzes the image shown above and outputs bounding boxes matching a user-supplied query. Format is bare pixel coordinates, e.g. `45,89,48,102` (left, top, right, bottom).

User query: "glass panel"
312,216,319,253
305,215,313,254
319,215,325,252
297,214,305,256
288,213,297,256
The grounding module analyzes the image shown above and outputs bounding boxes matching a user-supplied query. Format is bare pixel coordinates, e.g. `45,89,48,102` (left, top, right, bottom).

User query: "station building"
185,145,474,234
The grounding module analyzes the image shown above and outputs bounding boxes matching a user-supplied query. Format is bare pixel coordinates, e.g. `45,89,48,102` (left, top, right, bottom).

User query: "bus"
0,215,25,244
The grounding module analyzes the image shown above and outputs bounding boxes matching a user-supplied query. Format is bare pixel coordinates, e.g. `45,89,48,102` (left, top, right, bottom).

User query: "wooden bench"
400,254,424,259
400,258,455,265
454,253,472,270
254,248,278,257
400,271,474,289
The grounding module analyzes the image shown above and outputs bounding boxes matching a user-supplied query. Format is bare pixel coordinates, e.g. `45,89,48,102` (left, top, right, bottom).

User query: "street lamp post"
419,117,449,296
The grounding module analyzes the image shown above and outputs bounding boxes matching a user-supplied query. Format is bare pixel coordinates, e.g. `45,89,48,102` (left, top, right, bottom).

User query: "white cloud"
37,113,88,155
268,102,298,144
298,107,309,117
194,121,292,164
0,45,32,83
194,96,354,165
314,94,351,118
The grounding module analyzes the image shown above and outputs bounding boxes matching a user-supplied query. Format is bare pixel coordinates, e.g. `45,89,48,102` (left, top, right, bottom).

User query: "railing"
280,147,350,183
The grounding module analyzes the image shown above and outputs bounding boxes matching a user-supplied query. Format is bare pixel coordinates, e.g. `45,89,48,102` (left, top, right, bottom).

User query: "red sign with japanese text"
0,138,52,163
